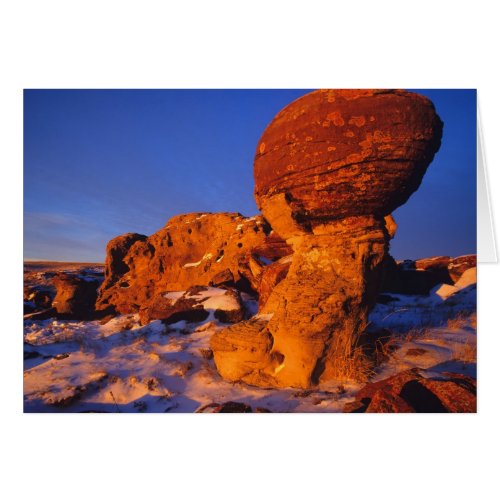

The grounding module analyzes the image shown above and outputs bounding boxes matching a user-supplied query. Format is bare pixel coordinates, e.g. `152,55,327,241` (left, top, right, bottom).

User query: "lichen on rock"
211,89,443,389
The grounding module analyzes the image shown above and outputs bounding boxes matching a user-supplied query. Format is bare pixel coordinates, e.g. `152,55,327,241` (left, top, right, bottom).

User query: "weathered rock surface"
254,89,443,226
257,255,292,310
343,369,476,413
52,274,101,319
96,212,291,316
212,89,443,389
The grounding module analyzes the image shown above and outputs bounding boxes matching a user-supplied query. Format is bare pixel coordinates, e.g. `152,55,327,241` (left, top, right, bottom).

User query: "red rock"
52,273,100,319
196,401,253,413
343,369,476,413
419,377,476,412
254,89,443,225
365,388,414,413
448,255,477,282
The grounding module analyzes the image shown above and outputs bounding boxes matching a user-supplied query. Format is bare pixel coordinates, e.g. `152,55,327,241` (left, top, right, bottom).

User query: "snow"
23,268,476,413
163,291,184,303
191,287,239,311
455,267,477,289
432,283,459,300
24,313,355,413
183,252,213,268
183,260,201,268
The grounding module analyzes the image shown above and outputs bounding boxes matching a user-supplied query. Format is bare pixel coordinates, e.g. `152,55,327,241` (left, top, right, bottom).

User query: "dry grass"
453,339,477,364
401,327,433,343
323,334,375,383
447,312,476,330
373,335,400,365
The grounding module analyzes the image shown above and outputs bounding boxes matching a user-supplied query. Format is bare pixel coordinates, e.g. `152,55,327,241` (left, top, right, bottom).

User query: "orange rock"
344,369,477,413
212,89,443,389
96,212,291,316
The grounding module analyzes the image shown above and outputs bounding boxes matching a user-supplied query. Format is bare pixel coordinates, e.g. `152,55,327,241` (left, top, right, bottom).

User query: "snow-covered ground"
23,269,477,413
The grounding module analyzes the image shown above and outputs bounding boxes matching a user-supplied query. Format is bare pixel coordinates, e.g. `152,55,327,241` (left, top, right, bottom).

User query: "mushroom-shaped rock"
211,89,442,389
254,89,443,232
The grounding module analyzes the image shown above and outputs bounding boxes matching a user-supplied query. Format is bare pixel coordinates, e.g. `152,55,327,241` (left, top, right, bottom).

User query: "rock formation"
96,212,291,317
52,273,101,319
211,89,443,389
343,368,476,413
382,254,477,295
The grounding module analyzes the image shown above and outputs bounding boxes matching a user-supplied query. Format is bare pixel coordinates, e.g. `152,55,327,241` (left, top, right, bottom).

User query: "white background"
1,1,498,499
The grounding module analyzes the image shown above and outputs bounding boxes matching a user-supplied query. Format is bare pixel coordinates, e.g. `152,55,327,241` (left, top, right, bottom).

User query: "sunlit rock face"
211,89,443,389
96,212,291,316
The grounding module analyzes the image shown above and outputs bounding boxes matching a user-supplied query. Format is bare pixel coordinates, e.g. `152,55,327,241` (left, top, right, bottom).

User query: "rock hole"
237,242,243,248
187,228,192,234
400,380,448,412
119,282,130,288
271,351,285,364
216,249,224,262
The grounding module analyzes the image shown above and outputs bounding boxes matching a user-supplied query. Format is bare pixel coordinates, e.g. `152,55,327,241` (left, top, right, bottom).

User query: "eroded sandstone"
96,212,291,316
211,89,443,389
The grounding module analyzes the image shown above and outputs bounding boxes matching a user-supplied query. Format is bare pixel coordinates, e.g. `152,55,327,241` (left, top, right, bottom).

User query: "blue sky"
24,89,476,262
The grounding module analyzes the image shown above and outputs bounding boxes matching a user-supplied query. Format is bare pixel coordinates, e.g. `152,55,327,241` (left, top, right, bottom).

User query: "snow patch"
163,291,184,303
191,287,239,311
183,252,213,268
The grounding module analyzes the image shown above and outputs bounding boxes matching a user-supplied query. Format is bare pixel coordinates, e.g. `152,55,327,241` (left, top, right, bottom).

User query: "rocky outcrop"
447,255,477,282
52,273,101,319
96,212,291,316
343,369,476,413
382,254,477,295
211,89,443,389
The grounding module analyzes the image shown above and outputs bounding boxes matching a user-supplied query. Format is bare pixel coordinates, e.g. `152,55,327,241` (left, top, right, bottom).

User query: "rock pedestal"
211,89,443,389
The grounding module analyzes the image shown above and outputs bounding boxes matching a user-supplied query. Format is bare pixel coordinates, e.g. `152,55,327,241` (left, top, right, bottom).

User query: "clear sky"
24,89,476,262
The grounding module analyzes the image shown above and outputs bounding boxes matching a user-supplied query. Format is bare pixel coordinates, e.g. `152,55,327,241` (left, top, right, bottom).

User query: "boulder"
212,89,443,389
96,213,291,315
196,401,253,413
343,369,476,413
254,89,442,225
52,273,100,319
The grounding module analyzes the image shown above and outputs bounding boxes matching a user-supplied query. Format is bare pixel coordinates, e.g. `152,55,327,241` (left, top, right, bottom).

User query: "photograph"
23,88,477,413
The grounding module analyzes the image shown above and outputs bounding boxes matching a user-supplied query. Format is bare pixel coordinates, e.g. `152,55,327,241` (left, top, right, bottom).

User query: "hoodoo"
211,89,443,388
